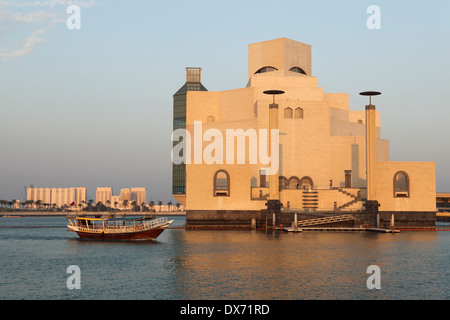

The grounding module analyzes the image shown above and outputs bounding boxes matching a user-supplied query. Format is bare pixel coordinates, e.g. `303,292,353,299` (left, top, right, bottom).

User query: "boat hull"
75,226,169,241
67,216,173,241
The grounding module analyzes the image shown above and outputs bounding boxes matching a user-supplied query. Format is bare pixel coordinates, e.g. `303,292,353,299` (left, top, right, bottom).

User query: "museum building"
172,38,436,229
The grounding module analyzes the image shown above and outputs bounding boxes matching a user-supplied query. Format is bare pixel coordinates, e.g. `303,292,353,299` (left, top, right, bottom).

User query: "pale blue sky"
0,0,449,202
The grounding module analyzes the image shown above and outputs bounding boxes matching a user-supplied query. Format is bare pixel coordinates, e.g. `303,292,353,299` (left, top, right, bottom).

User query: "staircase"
336,188,357,198
339,198,359,210
302,190,318,210
336,188,360,210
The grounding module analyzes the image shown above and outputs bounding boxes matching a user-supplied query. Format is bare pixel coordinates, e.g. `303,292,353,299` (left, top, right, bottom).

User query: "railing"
73,217,169,233
295,214,355,227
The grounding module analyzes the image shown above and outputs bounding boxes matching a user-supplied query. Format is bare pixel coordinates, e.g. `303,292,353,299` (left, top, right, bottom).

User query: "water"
0,216,449,300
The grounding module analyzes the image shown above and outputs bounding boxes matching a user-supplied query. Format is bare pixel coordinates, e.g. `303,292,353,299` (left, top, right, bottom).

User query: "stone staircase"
336,188,361,210
302,190,318,210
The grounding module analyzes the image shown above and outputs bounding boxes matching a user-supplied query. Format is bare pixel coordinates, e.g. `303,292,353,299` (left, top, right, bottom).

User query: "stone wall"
186,209,436,229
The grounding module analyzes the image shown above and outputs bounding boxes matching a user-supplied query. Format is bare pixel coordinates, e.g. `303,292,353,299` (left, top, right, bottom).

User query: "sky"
0,0,449,203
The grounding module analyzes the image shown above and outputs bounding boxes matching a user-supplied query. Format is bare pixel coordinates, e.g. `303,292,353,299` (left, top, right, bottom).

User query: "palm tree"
106,200,111,212
140,202,146,212
7,201,13,211
88,199,94,211
35,200,42,211
131,200,137,212
26,200,34,209
122,200,129,211
149,200,155,212
157,200,163,212
167,201,172,212
114,201,118,211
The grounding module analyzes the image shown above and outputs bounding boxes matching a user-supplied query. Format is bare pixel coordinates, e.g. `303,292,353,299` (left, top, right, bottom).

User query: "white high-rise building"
131,187,146,204
96,187,112,205
27,187,86,208
120,188,130,201
111,195,121,209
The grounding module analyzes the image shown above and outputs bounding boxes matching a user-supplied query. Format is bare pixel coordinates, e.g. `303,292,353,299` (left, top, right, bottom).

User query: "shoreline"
0,211,186,217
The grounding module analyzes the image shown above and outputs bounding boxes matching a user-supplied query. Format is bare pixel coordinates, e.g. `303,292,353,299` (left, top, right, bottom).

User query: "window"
284,107,293,119
186,67,201,83
279,176,288,190
294,107,303,119
288,176,300,189
289,67,307,75
345,170,352,188
207,115,215,123
300,176,314,190
255,66,278,74
394,171,410,197
214,170,230,196
357,119,363,124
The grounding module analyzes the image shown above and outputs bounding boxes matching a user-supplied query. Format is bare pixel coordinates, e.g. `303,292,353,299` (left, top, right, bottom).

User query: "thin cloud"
0,1,97,9
2,28,46,61
0,0,97,61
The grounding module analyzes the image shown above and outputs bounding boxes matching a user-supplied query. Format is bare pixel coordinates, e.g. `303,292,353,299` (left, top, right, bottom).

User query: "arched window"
357,119,363,124
289,67,307,75
300,176,314,190
255,66,278,74
207,115,215,123
284,107,293,119
214,170,230,196
279,176,288,190
288,176,300,189
294,107,303,119
394,171,410,198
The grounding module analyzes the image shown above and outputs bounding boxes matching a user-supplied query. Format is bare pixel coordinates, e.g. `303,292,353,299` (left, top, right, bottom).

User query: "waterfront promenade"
0,211,186,217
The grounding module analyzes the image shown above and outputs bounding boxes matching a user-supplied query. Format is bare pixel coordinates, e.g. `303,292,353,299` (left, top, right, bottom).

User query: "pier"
279,213,402,233
281,226,399,233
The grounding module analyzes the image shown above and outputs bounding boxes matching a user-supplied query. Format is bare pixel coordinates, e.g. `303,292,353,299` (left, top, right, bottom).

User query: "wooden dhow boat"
67,215,173,241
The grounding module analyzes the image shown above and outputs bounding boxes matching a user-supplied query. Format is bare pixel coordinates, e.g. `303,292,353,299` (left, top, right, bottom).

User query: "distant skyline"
1,1,449,201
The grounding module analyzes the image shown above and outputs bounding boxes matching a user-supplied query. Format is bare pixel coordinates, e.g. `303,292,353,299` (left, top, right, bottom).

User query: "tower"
172,67,207,205
248,37,312,79
264,90,284,224
361,91,381,224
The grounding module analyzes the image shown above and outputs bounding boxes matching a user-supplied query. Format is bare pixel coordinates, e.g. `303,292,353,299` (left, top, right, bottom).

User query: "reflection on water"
0,217,449,300
168,230,448,300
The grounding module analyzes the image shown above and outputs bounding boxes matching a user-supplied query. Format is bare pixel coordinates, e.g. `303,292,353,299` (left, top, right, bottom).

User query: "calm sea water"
0,216,449,300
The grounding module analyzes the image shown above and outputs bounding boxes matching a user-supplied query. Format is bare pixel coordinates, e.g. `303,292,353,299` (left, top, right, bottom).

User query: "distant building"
120,188,130,201
13,200,20,209
111,195,121,209
92,187,147,209
27,187,86,208
131,187,146,204
96,187,112,205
